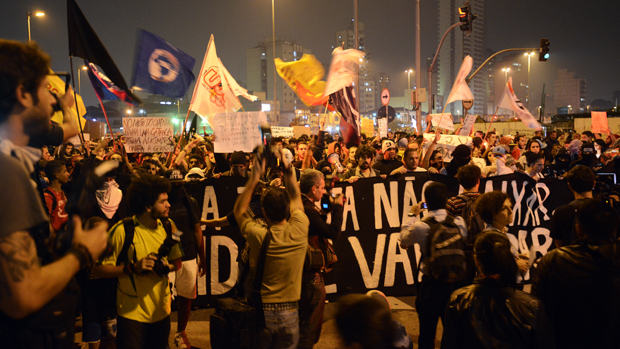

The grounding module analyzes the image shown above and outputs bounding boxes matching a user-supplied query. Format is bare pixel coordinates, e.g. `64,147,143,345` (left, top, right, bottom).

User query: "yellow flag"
46,72,87,128
275,54,328,107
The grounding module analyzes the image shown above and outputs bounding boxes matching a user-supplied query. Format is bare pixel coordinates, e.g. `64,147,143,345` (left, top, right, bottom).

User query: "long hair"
474,231,518,287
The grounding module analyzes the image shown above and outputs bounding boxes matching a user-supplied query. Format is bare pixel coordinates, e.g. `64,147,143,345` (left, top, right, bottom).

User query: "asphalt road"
75,295,445,349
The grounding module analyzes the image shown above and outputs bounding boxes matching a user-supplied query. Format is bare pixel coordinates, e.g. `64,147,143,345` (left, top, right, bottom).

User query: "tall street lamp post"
524,52,535,110
502,67,510,84
405,69,413,124
27,11,45,42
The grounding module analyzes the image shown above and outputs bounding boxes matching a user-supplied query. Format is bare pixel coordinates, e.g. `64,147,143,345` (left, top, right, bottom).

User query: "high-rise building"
335,21,376,114
554,69,586,114
436,0,487,118
247,37,311,125
493,52,528,114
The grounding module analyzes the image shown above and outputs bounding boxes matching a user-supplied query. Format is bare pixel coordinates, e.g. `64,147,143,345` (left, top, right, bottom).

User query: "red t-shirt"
44,187,68,232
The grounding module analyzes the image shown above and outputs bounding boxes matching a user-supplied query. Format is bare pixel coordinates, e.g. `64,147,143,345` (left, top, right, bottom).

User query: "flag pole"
94,92,116,149
68,56,85,143
486,105,500,136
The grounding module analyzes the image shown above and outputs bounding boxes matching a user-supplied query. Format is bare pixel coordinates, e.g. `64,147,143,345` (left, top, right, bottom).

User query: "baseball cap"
382,140,396,153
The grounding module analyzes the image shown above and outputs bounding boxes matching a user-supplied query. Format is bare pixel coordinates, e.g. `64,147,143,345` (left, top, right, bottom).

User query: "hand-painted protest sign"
378,118,388,138
182,172,575,306
592,111,610,134
361,118,375,137
123,117,174,153
212,112,267,153
421,133,472,162
270,126,294,138
459,114,476,136
430,113,455,131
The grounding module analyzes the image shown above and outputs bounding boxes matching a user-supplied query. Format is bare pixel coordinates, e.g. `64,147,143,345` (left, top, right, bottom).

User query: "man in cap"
372,140,402,176
220,151,250,178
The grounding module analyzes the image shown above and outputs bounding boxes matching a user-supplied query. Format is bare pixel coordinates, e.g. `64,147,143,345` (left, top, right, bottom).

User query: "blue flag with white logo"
131,29,196,99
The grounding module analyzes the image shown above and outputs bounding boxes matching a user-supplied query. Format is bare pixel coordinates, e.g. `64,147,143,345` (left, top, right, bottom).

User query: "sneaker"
174,331,190,349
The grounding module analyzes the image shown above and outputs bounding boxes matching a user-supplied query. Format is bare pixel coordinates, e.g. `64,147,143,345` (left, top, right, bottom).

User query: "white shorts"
174,259,198,299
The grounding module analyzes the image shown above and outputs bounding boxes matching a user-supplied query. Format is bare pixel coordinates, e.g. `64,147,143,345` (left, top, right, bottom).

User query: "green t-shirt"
102,216,183,323
242,209,309,303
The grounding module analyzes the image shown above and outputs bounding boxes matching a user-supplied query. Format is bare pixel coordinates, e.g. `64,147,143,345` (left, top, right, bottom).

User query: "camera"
253,124,273,165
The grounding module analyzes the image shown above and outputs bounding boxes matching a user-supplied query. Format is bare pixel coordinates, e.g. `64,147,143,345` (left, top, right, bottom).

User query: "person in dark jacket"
532,198,620,349
298,169,344,348
442,231,555,349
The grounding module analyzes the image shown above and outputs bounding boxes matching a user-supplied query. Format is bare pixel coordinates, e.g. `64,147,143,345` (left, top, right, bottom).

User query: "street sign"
378,106,396,123
381,88,390,106
462,100,473,110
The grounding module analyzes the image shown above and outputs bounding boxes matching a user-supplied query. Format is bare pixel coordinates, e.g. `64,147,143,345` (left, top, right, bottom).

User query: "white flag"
444,56,474,108
219,58,257,102
189,35,241,119
497,77,542,130
324,47,365,96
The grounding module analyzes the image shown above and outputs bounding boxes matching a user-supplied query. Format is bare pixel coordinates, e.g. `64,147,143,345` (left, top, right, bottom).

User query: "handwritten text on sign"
271,126,294,138
430,113,455,131
123,117,174,153
213,112,267,153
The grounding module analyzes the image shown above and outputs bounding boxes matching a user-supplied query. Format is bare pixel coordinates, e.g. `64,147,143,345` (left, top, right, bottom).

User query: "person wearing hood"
569,142,602,171
441,144,472,177
442,231,554,349
532,198,620,349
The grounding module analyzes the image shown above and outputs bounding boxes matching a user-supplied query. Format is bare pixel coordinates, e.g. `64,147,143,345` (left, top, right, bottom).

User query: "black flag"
67,0,140,104
185,113,198,143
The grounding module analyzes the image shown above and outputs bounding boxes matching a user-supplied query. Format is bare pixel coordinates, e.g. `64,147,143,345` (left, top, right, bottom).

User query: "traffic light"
539,38,550,61
458,1,477,37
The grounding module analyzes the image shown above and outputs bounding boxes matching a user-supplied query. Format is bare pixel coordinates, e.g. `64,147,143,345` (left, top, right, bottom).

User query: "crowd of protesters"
2,39,620,349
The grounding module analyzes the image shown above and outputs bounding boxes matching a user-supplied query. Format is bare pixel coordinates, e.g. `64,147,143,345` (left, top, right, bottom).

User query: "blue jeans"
258,308,299,349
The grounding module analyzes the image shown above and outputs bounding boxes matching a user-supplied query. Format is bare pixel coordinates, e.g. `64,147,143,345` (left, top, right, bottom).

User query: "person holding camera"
298,169,344,348
0,40,109,348
234,150,309,348
93,174,183,349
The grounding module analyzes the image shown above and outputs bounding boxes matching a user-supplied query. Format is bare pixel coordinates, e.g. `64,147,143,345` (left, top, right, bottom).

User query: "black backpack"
458,194,485,248
423,215,467,283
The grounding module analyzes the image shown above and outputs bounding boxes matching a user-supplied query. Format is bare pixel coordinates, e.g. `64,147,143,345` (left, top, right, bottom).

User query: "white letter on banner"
202,186,220,230
414,243,423,282
484,180,494,193
511,180,528,226
349,234,386,289
401,180,419,226
341,186,359,231
374,182,400,229
210,235,238,295
534,183,551,223
531,227,552,256
384,233,414,287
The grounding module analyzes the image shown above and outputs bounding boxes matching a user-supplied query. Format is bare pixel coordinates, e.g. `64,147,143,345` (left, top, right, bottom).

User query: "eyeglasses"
501,205,513,212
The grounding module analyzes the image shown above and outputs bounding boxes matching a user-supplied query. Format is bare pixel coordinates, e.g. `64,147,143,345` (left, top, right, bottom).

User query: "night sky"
1,0,619,109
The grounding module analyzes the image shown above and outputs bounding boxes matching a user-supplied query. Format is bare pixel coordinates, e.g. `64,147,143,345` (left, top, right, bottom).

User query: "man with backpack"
446,164,484,283
93,174,183,349
400,182,468,349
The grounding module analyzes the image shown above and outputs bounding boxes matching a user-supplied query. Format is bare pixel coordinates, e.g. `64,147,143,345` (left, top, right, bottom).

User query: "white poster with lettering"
271,126,294,138
123,117,174,153
430,113,455,131
459,114,476,136
378,118,388,138
212,112,267,153
422,133,472,162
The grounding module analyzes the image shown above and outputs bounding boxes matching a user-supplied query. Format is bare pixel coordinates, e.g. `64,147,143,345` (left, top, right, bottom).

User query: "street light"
27,11,45,42
524,52,535,109
502,68,510,84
